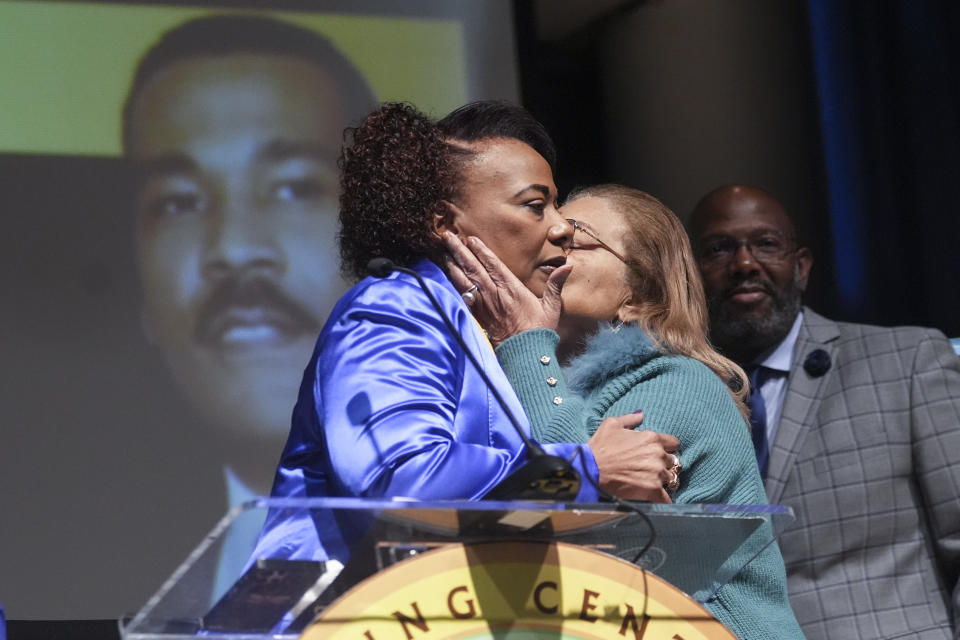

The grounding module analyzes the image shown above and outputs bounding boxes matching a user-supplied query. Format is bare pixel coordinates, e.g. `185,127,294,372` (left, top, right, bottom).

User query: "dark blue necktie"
746,365,771,479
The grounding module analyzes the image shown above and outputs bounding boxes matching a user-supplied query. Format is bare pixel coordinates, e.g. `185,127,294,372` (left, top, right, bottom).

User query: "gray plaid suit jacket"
768,307,960,639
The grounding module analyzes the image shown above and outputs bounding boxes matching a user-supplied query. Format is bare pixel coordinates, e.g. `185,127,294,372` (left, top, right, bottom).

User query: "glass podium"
120,497,794,639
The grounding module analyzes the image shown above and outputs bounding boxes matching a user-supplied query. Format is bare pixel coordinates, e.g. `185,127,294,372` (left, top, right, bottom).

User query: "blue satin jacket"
254,260,600,561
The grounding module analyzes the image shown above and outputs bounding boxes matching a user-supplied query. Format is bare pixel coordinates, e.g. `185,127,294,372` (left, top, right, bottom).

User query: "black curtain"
808,0,960,336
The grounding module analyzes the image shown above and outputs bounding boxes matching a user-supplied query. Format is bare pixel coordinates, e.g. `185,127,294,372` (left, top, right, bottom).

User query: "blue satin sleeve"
317,271,592,499
254,261,599,563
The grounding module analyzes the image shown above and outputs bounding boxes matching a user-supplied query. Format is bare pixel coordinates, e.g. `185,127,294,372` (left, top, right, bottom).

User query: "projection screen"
0,0,519,619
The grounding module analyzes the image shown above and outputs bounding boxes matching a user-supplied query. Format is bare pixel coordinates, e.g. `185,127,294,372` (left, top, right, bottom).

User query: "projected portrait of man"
123,15,377,496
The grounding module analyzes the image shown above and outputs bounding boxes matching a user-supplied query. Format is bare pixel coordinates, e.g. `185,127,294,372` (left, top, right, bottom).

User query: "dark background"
517,0,960,337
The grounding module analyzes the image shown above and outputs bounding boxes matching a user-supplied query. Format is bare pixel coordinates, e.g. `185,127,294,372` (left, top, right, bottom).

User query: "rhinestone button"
552,396,563,405
546,376,558,386
539,355,551,365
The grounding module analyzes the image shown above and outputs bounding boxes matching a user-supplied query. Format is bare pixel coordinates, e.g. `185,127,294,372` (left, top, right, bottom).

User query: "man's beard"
707,270,804,360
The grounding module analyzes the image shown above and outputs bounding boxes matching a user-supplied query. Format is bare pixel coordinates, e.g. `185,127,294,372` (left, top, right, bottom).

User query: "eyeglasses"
566,218,631,265
698,232,796,268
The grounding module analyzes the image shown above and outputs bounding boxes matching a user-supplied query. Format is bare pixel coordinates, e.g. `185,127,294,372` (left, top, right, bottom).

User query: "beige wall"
597,0,828,226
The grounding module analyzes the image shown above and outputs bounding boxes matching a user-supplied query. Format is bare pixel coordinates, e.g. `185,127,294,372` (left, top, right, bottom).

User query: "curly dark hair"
338,102,452,279
338,100,558,280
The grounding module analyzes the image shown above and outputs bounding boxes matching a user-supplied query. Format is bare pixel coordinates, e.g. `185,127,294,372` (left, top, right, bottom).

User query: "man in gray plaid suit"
690,184,960,639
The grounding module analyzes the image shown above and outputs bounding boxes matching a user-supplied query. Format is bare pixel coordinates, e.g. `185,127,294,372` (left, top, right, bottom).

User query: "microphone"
366,257,395,278
366,258,579,500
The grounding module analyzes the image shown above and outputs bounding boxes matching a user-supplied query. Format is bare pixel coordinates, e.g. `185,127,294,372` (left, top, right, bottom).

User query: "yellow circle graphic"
304,541,736,640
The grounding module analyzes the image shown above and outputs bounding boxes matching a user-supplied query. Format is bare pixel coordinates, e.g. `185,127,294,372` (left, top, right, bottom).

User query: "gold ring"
670,454,682,473
666,470,680,491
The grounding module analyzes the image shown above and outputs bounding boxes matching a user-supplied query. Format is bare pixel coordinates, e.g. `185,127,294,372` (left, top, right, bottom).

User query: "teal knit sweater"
496,326,806,640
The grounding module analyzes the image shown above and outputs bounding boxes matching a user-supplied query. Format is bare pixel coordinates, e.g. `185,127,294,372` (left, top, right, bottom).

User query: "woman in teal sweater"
444,184,805,639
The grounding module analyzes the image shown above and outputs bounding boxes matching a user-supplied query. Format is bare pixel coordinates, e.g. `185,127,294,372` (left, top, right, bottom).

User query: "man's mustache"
194,274,321,343
720,276,775,300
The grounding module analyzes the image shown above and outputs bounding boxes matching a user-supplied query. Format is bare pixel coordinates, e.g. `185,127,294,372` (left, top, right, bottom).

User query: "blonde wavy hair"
566,184,749,419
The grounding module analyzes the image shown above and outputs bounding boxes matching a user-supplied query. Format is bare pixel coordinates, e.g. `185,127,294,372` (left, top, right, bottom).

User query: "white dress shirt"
751,311,804,446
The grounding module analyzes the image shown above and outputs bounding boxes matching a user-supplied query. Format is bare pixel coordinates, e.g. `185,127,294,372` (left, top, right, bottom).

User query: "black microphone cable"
370,257,657,626
567,446,657,566
567,444,656,625
367,258,547,458
367,257,666,543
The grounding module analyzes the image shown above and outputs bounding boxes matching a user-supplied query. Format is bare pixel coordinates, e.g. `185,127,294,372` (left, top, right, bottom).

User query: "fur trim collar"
566,323,660,394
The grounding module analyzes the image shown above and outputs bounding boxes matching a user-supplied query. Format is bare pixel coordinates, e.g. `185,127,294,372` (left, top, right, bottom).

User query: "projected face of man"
127,53,352,488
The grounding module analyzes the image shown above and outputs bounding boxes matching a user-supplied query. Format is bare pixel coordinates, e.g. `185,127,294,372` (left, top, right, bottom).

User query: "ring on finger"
670,454,682,473
666,470,680,491
461,283,479,305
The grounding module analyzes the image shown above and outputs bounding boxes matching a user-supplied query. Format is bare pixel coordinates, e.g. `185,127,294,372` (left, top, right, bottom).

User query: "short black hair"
122,14,376,152
338,100,559,280
438,100,557,173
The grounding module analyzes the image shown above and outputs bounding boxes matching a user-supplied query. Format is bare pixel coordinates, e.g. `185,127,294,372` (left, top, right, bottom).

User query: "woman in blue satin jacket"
253,102,680,562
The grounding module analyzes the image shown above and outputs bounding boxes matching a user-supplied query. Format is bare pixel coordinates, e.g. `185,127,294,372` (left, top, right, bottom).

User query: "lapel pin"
803,349,831,377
